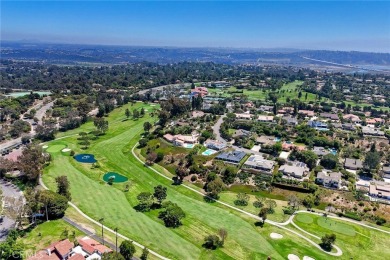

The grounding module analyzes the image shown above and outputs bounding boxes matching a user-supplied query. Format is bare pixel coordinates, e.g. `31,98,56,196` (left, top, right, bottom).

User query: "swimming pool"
274,137,281,142
329,148,337,155
202,149,217,156
184,144,195,149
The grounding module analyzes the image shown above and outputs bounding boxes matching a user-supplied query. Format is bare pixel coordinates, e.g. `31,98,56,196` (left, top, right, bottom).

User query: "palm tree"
99,218,104,245
114,227,119,252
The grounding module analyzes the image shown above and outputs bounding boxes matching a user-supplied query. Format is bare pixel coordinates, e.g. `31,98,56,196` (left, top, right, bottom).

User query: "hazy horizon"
1,1,390,52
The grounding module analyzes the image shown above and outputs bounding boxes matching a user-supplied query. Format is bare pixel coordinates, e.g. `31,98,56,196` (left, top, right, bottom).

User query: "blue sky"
1,1,390,52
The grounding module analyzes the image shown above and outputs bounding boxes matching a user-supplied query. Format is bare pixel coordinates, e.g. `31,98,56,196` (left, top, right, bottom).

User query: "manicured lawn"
295,213,314,224
292,213,390,259
317,217,356,236
46,144,66,153
219,192,289,223
207,81,319,103
18,220,83,251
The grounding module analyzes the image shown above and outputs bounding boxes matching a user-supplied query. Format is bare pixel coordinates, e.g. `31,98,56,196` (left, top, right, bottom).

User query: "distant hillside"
1,42,389,69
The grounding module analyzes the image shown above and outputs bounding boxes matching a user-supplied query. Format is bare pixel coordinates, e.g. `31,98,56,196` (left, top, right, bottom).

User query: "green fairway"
296,213,314,224
317,217,356,236
46,144,66,153
42,102,383,260
207,81,319,103
292,213,390,259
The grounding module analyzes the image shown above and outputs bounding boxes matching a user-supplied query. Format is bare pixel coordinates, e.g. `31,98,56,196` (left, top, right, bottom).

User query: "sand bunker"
303,257,315,260
62,148,71,152
270,233,283,239
288,254,300,260
42,145,48,149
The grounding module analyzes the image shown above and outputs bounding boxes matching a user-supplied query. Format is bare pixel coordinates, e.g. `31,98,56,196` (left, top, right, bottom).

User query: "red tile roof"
78,236,112,255
54,239,74,257
69,253,85,260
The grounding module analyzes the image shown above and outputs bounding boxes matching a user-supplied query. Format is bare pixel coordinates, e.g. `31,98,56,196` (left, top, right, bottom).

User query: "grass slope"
293,213,390,259
42,103,345,259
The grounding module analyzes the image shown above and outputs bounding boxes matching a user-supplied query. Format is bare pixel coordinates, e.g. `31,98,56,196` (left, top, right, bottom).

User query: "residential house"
313,146,330,157
320,113,339,121
282,116,298,126
242,154,276,175
191,87,208,97
382,166,390,179
362,126,385,136
28,237,112,260
341,123,356,131
204,139,227,151
369,181,390,200
308,120,329,131
255,135,276,146
257,115,274,123
279,161,309,179
258,105,274,112
215,150,247,164
235,113,252,120
233,129,251,138
298,110,315,117
344,158,363,170
28,239,75,260
343,114,361,124
163,133,199,147
316,171,342,189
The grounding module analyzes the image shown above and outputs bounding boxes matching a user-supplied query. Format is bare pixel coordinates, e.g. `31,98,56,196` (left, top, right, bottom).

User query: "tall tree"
55,175,71,200
153,185,167,205
119,240,136,260
18,144,46,184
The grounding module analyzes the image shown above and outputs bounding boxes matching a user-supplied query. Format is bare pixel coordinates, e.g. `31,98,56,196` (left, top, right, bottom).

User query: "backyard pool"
329,148,337,155
202,149,217,156
274,137,281,142
184,144,195,149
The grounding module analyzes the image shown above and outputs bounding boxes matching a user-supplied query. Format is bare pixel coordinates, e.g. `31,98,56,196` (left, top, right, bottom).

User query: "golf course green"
42,102,390,260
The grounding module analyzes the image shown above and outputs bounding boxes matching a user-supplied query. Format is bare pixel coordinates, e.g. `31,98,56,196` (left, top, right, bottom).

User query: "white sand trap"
62,148,71,152
144,109,148,111
150,104,156,106
288,254,300,260
42,145,48,149
303,256,315,260
270,233,283,239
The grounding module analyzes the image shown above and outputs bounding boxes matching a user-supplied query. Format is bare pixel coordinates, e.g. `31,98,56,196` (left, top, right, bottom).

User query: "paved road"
0,179,24,242
212,114,227,143
63,217,117,250
0,100,54,151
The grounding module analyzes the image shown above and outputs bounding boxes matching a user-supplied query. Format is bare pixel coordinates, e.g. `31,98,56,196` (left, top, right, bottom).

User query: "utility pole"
99,218,104,245
114,227,119,252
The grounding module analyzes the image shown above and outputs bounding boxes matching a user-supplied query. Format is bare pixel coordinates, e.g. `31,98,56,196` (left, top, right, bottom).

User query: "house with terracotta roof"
28,237,112,260
343,114,361,124
28,239,74,260
191,87,208,97
298,110,315,117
